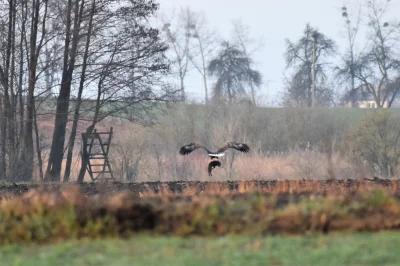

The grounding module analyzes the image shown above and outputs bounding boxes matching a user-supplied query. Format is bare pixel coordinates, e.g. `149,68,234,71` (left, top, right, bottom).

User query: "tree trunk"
33,101,43,180
18,1,27,149
9,0,16,150
77,72,104,183
311,34,316,108
180,74,185,101
227,78,233,104
77,125,95,183
64,0,95,182
0,97,4,181
0,0,15,180
197,39,209,104
45,0,84,182
250,82,255,105
21,0,48,181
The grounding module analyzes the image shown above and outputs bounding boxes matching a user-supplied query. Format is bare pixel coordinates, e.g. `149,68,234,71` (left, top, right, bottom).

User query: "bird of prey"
179,141,250,159
208,160,221,176
179,141,250,176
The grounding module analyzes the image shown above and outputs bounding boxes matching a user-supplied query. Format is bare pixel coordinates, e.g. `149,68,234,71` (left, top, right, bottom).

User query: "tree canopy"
207,41,262,104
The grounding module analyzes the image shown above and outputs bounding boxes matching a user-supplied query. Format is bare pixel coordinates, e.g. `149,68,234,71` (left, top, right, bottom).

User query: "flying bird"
179,141,250,176
208,160,221,176
179,141,250,159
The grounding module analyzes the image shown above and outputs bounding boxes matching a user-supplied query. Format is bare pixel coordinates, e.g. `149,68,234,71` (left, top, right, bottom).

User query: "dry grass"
31,111,397,182
1,179,400,245
118,151,369,182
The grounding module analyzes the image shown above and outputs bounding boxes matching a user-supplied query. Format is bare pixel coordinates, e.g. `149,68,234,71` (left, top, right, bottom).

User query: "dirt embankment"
0,178,396,198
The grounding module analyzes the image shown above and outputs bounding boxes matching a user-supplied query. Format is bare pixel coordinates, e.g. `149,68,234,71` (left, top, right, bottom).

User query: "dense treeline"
0,0,177,182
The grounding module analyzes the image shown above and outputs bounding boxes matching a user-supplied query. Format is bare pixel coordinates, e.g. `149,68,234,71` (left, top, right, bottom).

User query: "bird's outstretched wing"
179,142,210,155
216,142,250,153
208,160,221,176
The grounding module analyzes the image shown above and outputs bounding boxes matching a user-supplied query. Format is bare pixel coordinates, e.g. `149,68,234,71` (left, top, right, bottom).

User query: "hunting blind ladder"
82,127,114,181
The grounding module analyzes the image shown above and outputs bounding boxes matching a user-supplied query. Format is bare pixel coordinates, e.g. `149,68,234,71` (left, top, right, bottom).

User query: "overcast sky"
157,0,400,106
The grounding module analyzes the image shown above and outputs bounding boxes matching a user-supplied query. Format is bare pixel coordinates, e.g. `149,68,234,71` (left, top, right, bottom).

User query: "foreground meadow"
1,179,400,265
1,232,400,266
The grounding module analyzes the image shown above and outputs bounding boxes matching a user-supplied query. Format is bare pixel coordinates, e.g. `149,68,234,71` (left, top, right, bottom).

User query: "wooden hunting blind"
81,127,114,181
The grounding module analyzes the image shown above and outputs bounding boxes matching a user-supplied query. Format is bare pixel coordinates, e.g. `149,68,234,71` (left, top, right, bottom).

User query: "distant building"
343,86,400,108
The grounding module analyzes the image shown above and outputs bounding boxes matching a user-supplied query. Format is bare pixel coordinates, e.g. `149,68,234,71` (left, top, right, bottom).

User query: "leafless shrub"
287,144,326,180
110,127,147,182
345,110,400,178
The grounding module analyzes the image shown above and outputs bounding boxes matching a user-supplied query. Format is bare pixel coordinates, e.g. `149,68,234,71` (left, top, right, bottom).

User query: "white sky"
157,0,400,106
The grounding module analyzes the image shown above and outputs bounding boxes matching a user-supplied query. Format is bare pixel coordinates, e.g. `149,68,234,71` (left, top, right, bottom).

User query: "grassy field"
1,232,400,266
1,180,400,265
165,103,400,122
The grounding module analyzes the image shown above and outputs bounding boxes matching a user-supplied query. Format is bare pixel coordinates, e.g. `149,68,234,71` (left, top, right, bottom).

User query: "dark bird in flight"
208,160,221,176
179,141,250,159
179,141,250,176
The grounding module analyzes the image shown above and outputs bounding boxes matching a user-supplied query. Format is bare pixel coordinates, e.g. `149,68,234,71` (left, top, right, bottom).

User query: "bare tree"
111,129,147,181
44,0,88,182
0,0,51,181
185,9,218,104
160,7,194,102
230,19,265,105
0,0,16,179
335,3,363,107
283,23,337,107
20,0,50,181
208,41,262,104
63,0,97,182
76,0,176,183
351,0,400,108
16,0,29,154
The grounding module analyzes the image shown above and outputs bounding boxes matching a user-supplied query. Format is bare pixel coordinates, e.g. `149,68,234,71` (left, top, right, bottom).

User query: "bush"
345,109,400,178
2,184,400,244
282,108,349,152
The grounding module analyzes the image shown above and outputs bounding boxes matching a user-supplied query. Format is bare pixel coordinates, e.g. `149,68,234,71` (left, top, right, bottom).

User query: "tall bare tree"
0,0,51,181
351,0,400,108
160,7,194,102
75,0,175,182
44,0,86,181
63,0,97,182
283,23,337,107
208,41,262,104
0,0,16,179
21,0,50,181
184,9,218,104
230,19,265,105
335,3,363,107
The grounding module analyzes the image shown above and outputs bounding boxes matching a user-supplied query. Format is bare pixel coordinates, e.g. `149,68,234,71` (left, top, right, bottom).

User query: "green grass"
160,103,400,126
1,232,400,266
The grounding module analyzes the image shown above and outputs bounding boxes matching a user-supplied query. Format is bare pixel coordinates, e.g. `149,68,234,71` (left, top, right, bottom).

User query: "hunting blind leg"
81,127,114,181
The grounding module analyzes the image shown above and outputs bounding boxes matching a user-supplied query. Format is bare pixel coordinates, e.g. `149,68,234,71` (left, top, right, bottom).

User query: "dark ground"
0,177,397,198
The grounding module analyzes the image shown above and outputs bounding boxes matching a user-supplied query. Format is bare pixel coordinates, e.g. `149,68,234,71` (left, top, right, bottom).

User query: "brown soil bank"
0,178,397,197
